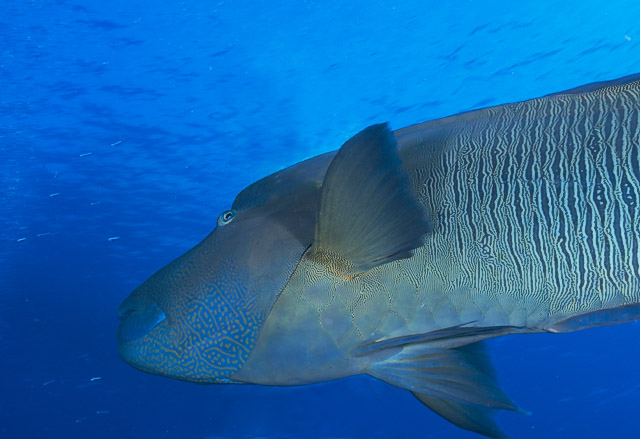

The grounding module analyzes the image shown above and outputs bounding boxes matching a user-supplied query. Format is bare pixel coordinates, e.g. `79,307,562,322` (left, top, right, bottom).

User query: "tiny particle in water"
96,410,109,415
108,237,120,242
625,35,632,41
50,193,60,197
37,232,51,237
110,140,122,146
43,379,56,386
90,376,102,381
75,417,88,423
90,201,101,206
17,238,26,242
79,152,92,157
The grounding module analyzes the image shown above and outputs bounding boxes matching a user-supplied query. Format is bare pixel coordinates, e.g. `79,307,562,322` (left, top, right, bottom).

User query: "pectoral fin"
361,325,529,438
308,123,430,278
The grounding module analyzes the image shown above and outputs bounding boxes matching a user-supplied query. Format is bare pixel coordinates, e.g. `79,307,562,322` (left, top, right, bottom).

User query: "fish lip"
118,308,135,321
116,297,168,345
117,294,145,320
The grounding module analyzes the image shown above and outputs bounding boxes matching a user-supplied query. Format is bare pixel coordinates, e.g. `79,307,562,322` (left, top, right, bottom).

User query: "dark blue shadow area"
2,1,640,438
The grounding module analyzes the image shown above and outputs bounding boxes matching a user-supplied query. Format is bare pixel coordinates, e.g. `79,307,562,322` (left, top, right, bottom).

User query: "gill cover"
117,152,333,382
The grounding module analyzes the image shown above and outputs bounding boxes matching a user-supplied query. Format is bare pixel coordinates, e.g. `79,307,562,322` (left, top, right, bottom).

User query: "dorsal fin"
307,123,430,278
545,72,640,97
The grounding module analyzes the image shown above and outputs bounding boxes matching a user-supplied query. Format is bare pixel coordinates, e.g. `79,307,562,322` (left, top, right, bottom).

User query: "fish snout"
117,295,167,345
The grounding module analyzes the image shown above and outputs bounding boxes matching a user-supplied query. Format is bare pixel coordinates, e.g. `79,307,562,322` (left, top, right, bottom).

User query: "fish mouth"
117,295,167,345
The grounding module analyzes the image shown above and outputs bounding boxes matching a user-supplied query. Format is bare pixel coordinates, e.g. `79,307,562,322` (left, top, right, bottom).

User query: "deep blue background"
2,1,640,438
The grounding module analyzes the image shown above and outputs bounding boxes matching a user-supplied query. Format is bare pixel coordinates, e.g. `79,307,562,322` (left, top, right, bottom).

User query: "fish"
117,73,640,438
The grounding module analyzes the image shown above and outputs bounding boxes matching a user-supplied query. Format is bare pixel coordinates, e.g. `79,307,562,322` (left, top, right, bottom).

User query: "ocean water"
2,0,640,438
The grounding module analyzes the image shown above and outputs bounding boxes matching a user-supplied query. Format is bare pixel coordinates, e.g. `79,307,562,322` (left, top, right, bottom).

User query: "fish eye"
217,209,236,226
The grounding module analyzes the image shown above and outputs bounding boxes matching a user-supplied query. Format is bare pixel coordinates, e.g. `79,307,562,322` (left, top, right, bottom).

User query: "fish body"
118,74,640,437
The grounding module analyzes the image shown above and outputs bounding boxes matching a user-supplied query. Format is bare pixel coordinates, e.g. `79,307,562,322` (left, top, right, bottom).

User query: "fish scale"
397,78,640,324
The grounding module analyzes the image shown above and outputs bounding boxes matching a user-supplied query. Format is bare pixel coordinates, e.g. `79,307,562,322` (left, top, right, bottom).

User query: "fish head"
116,152,333,383
117,122,431,383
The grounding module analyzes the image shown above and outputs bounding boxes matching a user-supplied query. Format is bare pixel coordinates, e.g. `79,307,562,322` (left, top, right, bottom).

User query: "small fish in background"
117,74,640,438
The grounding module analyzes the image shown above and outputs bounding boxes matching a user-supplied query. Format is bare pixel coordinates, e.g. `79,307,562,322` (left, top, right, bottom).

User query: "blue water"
2,0,640,438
